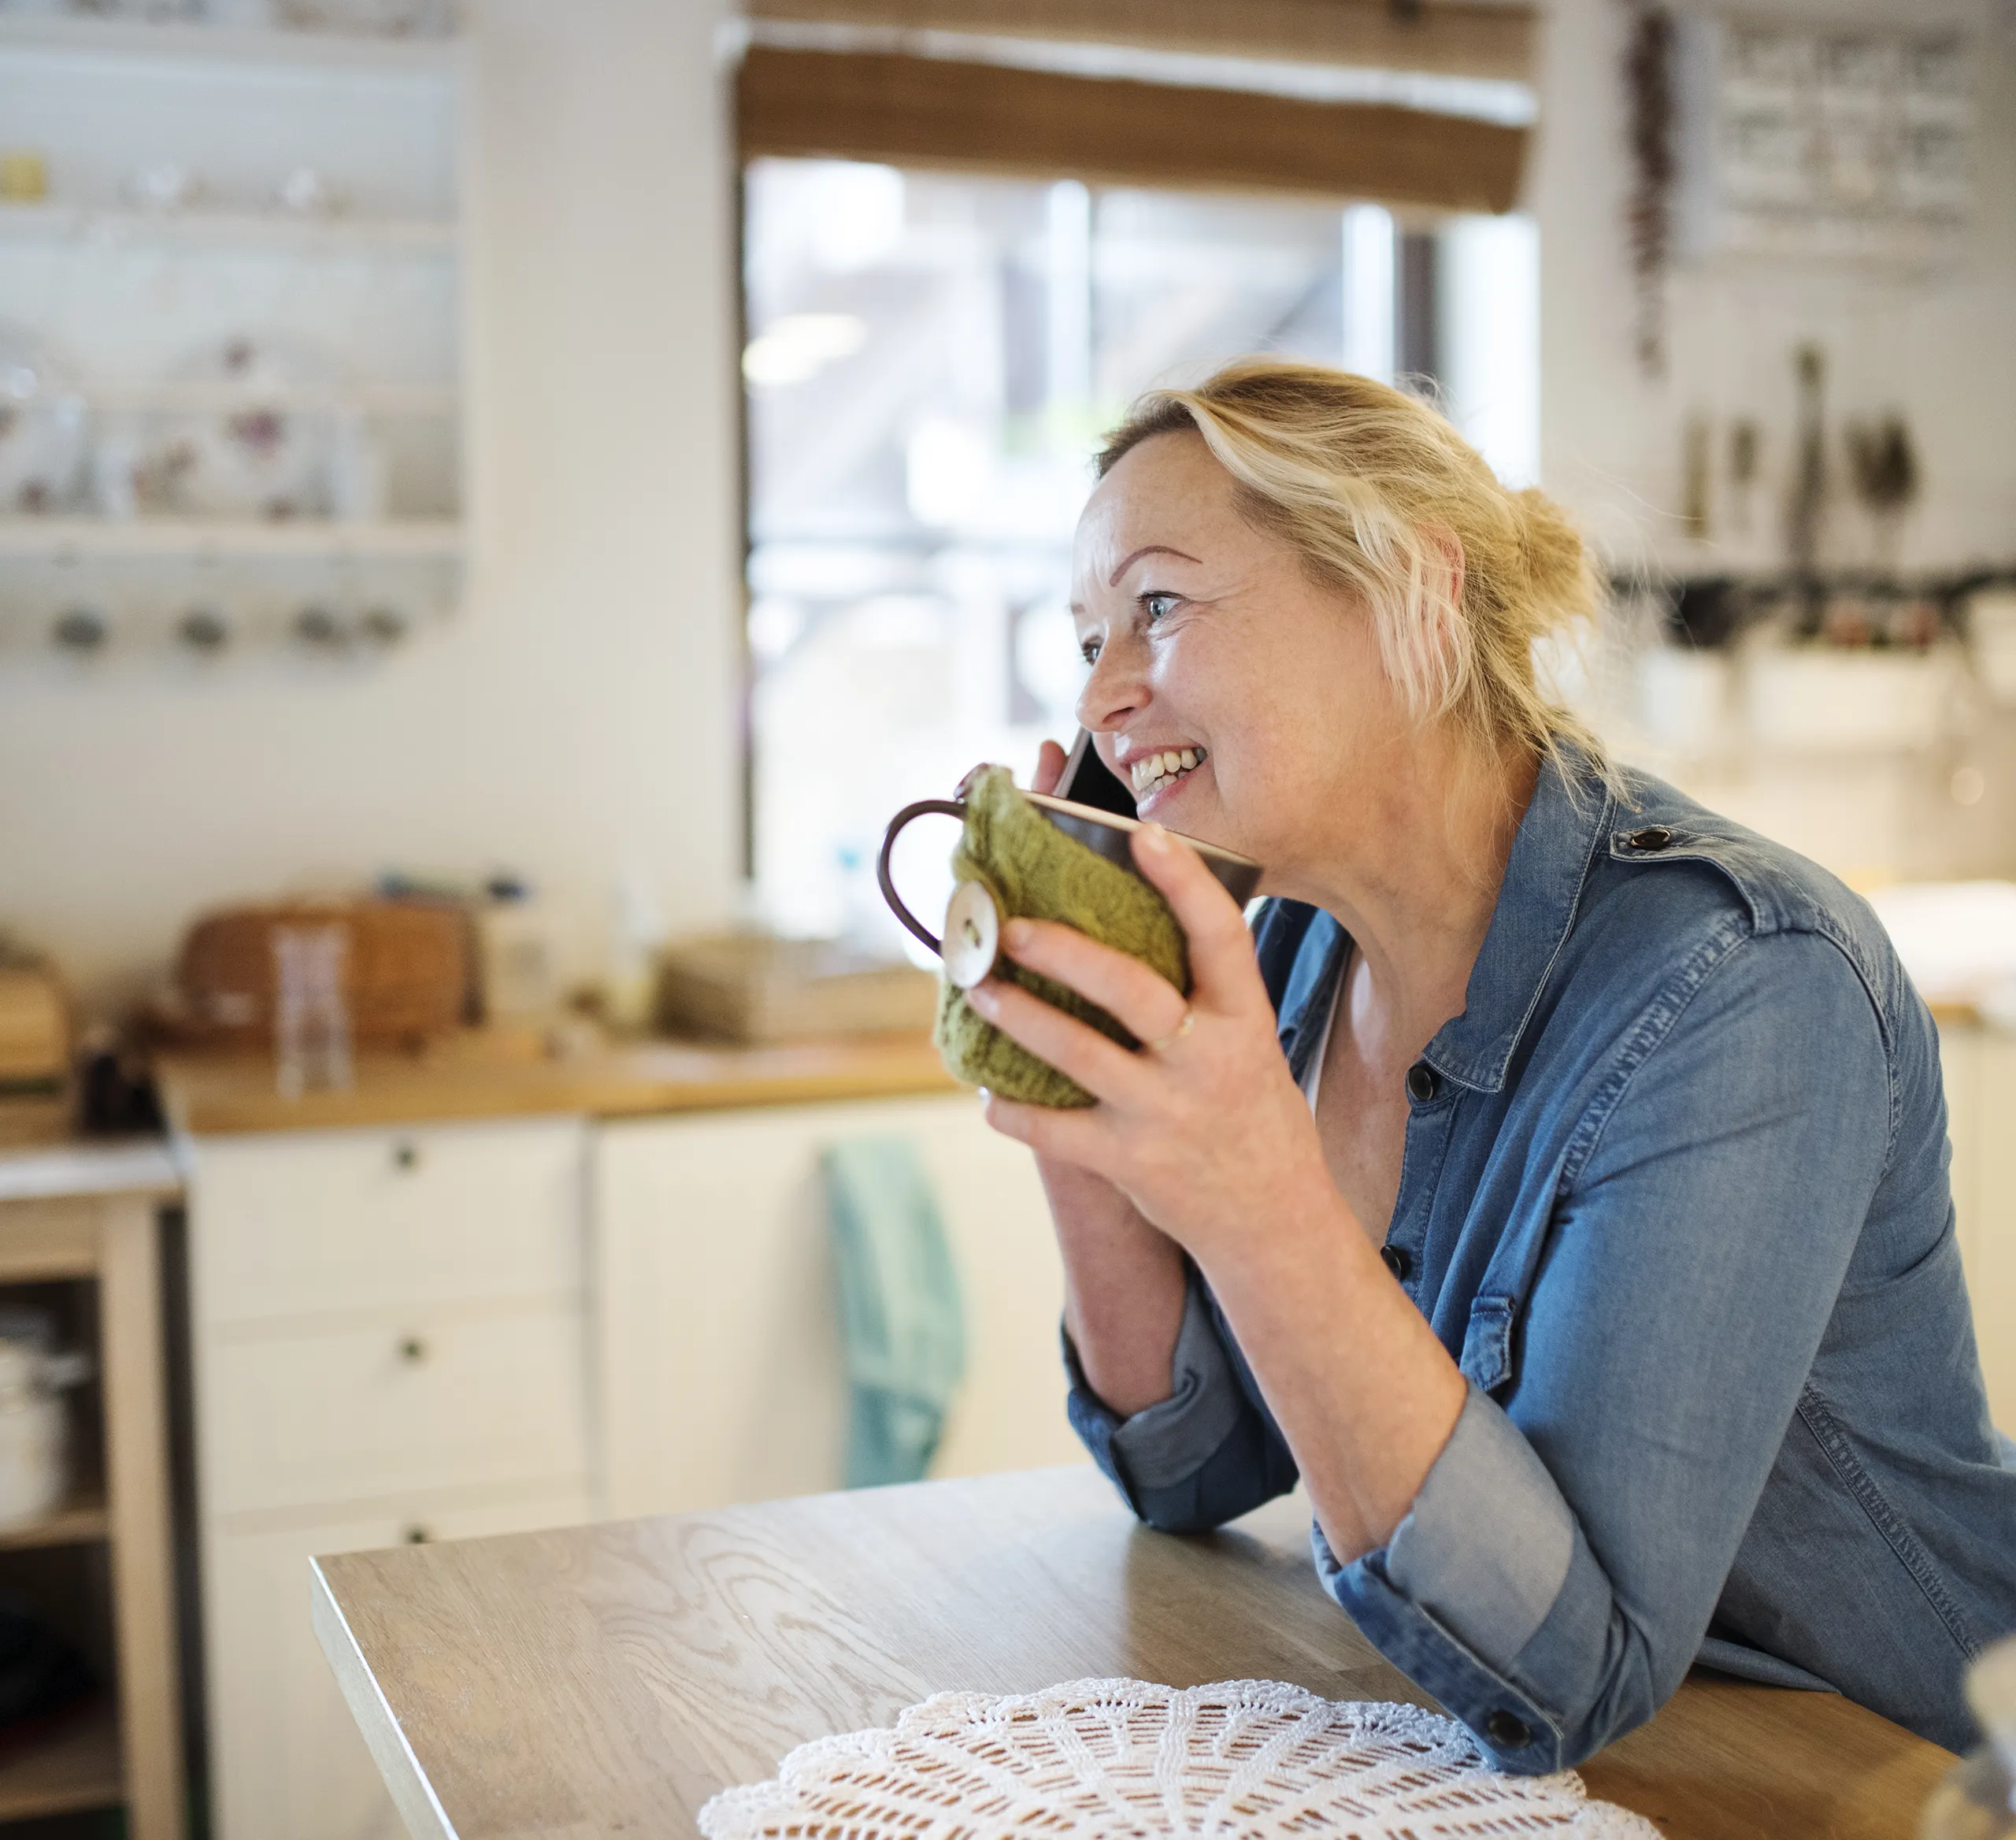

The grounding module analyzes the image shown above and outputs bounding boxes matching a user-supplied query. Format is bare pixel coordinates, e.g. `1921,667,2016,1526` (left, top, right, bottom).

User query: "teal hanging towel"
822,1137,967,1489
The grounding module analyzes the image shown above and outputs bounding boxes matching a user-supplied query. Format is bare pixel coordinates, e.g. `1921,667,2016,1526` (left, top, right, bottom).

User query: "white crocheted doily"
698,1676,1660,1839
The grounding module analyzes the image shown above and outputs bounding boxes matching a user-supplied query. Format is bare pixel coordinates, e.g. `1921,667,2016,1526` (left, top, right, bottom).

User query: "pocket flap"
1459,1294,1516,1391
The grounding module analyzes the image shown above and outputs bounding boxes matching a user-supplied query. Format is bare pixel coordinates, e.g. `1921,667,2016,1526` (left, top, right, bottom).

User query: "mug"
877,788,1262,990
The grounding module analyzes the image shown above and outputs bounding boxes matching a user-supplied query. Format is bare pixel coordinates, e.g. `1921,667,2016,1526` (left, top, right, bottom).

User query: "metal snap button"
1626,825,1673,852
943,881,1002,990
1380,1244,1412,1282
1405,1062,1439,1104
1486,1708,1534,1749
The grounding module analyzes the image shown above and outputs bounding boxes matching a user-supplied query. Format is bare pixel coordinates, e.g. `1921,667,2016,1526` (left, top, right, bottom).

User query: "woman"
966,358,2015,1770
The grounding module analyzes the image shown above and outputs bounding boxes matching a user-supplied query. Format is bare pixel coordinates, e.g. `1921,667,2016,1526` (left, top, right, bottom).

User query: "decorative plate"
0,325,87,516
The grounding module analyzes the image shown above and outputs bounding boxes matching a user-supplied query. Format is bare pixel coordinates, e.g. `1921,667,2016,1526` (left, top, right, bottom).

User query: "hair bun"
1511,486,1592,629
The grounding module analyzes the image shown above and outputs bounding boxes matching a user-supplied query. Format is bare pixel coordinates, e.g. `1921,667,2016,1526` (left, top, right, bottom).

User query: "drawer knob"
392,1142,421,1172
398,1335,428,1366
402,1523,432,1545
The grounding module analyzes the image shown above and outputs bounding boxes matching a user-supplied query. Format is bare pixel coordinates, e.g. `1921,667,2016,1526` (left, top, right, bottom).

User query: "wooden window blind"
741,0,1536,84
736,43,1528,214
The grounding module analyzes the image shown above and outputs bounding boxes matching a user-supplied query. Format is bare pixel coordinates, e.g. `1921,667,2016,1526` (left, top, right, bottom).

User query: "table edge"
310,1556,458,1840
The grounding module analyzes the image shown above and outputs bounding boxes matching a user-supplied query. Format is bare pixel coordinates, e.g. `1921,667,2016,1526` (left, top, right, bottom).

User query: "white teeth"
1129,748,1205,798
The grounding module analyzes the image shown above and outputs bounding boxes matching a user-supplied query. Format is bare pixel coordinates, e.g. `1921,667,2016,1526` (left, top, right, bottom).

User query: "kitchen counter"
155,1027,961,1136
0,1104,181,1201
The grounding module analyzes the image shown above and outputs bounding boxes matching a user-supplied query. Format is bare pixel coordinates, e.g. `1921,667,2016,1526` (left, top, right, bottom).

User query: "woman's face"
1069,429,1413,891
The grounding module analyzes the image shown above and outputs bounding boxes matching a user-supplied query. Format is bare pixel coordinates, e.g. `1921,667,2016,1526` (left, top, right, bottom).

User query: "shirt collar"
1273,908,1349,1086
1425,747,1616,1094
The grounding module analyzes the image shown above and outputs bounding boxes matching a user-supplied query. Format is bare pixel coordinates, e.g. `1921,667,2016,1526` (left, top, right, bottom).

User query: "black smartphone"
1057,729,1137,818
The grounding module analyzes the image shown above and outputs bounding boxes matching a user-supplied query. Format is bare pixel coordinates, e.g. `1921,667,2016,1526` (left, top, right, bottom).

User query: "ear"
1414,525,1471,714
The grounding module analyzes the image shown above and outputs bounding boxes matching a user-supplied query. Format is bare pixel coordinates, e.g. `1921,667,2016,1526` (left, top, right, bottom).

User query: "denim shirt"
1065,751,2016,1771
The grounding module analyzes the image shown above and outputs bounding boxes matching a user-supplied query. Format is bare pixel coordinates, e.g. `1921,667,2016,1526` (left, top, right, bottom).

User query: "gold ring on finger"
1144,1008,1195,1055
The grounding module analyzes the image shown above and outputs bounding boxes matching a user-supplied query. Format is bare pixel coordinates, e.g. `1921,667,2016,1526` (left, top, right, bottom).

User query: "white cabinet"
182,1092,1084,1839
183,1117,595,1840
1940,1026,2016,1427
593,1093,1087,1520
207,1486,590,1840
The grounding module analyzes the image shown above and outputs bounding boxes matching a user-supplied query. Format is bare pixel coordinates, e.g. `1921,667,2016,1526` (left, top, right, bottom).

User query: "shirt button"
1626,825,1673,852
1380,1244,1412,1282
1485,1708,1533,1749
1405,1062,1439,1103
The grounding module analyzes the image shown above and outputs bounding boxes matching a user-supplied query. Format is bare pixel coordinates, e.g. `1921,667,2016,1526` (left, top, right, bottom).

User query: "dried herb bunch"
1625,4,1676,377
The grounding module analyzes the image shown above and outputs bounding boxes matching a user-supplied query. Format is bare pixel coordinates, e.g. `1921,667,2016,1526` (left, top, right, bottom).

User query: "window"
742,157,1538,948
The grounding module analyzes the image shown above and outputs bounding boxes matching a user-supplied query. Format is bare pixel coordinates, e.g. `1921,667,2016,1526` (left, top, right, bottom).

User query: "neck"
1288,730,1538,1063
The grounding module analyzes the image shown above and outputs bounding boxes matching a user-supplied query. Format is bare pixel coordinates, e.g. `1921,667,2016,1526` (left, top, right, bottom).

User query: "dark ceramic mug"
876,788,1263,985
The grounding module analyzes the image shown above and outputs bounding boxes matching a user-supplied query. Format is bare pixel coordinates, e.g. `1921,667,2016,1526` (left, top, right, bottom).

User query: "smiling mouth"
1129,748,1205,801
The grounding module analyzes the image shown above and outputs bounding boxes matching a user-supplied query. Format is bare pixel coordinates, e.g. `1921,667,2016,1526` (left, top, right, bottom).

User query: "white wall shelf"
0,202,456,256
0,2,466,655
81,380,458,417
0,14,460,76
0,518,463,562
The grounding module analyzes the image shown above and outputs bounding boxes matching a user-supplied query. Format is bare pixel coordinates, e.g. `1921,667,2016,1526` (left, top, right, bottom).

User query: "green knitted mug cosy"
933,766,1190,1108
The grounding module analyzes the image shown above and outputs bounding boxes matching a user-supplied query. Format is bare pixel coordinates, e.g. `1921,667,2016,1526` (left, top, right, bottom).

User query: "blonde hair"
1096,358,1604,783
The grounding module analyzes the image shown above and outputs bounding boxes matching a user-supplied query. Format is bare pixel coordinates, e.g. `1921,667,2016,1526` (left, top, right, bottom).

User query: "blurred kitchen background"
0,0,2012,1836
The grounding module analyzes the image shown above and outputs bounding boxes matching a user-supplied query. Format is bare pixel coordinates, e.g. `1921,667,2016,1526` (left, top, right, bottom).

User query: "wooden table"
312,1466,1951,1840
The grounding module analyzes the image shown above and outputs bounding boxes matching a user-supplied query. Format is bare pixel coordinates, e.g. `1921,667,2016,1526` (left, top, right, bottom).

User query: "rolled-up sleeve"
1314,927,1893,1771
1065,1271,1298,1532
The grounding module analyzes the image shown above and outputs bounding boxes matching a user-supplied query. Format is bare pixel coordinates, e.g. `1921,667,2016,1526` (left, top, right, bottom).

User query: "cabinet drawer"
189,1118,585,1325
207,1488,591,1840
203,1304,587,1516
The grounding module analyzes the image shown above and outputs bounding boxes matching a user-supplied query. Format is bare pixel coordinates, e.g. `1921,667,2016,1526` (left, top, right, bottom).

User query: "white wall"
0,0,742,1016
1532,0,2016,577
9,0,2016,1011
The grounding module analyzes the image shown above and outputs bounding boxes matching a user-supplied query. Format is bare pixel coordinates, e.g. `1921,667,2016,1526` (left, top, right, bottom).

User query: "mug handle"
876,799,968,955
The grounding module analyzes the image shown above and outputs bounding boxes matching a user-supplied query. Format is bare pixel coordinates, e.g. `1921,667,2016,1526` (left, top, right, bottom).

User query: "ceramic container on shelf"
272,0,456,34
142,332,344,521
0,323,88,517
0,1309,91,1530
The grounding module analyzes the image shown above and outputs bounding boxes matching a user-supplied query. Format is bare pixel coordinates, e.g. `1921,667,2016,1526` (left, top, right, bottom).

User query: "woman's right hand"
1028,736,1070,799
1013,735,1187,1415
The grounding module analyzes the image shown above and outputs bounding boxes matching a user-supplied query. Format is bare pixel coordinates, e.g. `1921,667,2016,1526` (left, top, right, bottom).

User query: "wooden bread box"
158,900,470,1052
0,961,71,1096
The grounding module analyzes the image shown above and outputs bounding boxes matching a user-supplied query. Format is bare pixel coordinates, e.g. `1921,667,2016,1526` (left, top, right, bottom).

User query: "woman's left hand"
968,824,1341,1271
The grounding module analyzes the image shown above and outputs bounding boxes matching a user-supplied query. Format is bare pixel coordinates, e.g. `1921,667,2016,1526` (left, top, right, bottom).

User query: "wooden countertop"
143,1001,2011,1137
313,1465,1951,1840
156,1026,962,1136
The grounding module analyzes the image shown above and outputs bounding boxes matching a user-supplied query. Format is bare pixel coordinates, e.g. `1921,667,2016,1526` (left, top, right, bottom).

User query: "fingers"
966,974,1150,1106
980,1089,1112,1168
1031,738,1068,796
1129,825,1266,1011
998,916,1188,1044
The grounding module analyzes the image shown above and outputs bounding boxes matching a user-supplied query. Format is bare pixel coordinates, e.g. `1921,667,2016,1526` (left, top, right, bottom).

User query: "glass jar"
1923,1635,2016,1840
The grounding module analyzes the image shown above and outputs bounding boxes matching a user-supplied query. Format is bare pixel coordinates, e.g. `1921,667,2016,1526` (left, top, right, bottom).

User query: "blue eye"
1079,636,1101,665
1142,592,1180,621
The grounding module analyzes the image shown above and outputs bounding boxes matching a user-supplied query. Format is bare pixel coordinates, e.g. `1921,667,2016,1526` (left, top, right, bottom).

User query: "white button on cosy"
941,880,1000,989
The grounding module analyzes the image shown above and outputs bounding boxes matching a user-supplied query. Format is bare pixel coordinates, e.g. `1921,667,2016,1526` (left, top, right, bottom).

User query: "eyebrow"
1108,544,1202,587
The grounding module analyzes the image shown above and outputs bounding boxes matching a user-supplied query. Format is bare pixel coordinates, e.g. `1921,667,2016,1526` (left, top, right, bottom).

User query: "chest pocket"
1459,1293,1517,1391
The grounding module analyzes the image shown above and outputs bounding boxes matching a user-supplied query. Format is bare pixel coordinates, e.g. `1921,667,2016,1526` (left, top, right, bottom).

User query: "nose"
1076,635,1149,736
